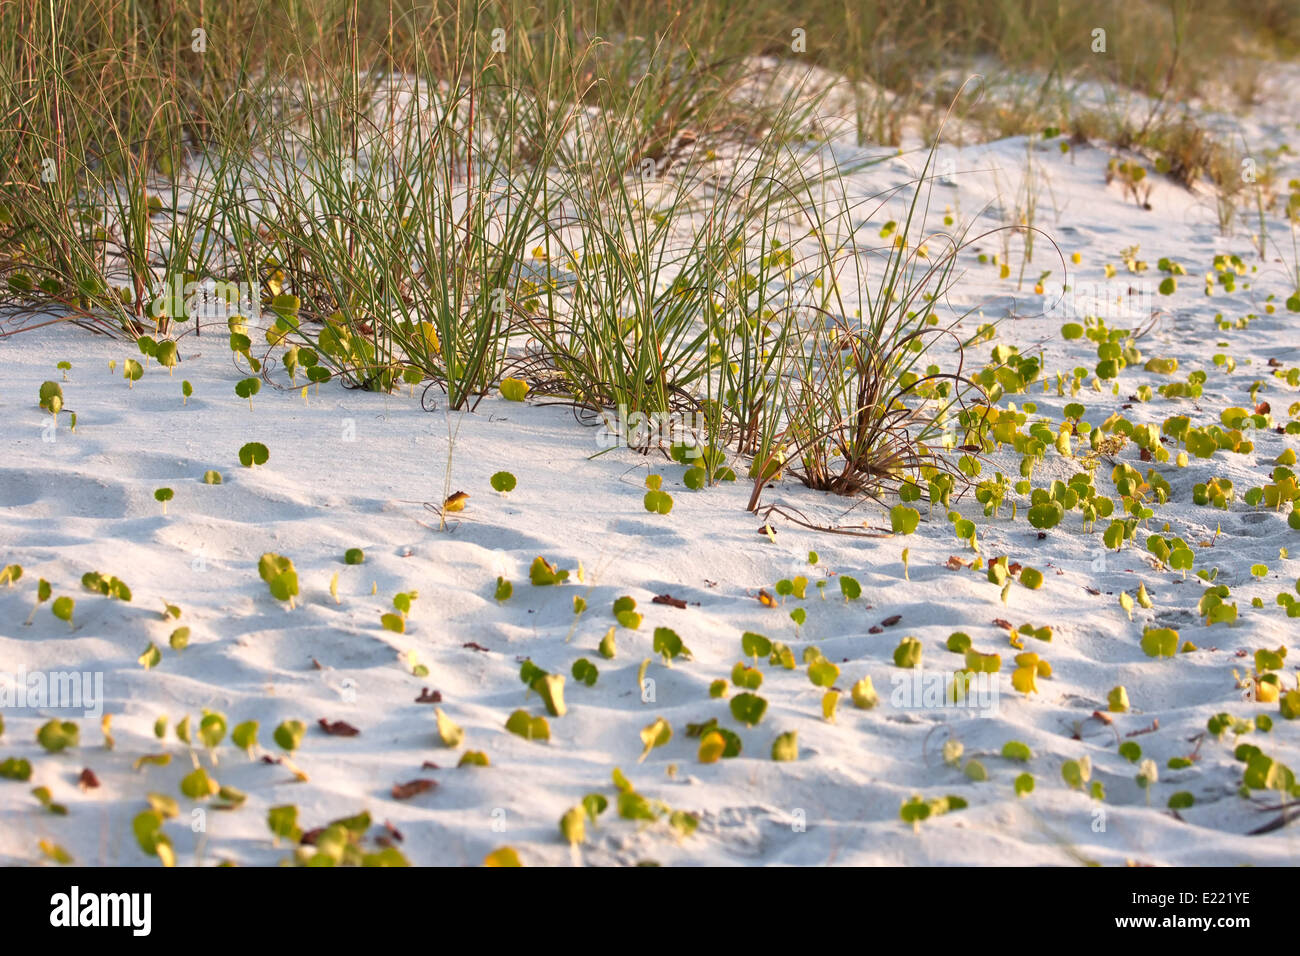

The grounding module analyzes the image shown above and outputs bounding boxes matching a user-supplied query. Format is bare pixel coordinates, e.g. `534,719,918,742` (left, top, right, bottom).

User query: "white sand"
2,67,1299,866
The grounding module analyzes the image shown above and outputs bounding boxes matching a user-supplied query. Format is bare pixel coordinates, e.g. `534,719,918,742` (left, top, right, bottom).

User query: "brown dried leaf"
392,779,436,800
318,718,360,737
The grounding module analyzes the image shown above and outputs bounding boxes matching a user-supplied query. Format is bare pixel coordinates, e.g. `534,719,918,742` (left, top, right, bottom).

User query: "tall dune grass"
1,0,1295,500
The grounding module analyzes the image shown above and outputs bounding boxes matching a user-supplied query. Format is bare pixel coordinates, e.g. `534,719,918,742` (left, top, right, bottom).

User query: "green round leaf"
238,442,269,467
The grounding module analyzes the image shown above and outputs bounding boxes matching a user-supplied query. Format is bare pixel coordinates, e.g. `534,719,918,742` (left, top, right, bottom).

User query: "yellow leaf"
499,377,529,402
1012,665,1038,694
419,321,441,354
638,717,672,762
39,840,73,864
822,690,840,721
698,731,726,763
484,846,522,866
436,708,464,747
